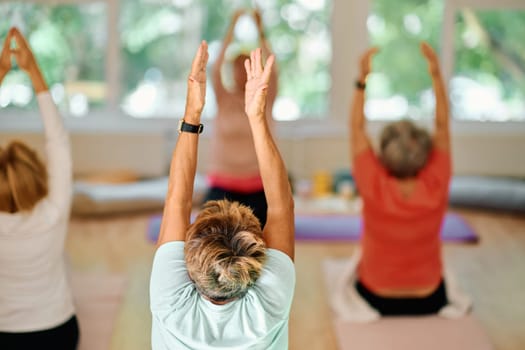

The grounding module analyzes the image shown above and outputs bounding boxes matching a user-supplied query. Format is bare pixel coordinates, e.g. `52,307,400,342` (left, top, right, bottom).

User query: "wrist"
183,111,202,124
430,68,441,77
247,112,267,123
355,79,366,90
29,68,48,93
178,119,203,134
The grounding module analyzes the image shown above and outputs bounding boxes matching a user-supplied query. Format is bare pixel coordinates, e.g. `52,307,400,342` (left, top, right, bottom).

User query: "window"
366,0,525,122
451,9,525,121
119,0,332,120
0,2,107,116
366,0,443,120
1,0,522,124
0,0,331,121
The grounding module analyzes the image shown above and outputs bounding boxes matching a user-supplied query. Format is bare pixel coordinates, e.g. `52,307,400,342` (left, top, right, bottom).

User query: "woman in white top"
0,28,78,348
150,43,295,349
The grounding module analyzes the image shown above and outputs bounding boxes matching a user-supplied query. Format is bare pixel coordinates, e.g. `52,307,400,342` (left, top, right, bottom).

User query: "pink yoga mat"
323,259,493,350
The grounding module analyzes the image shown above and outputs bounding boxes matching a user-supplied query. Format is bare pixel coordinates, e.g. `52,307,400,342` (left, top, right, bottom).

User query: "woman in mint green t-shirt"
150,41,295,349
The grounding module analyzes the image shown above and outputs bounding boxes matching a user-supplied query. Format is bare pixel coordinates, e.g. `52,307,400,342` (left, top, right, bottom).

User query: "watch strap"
355,80,366,90
179,119,203,134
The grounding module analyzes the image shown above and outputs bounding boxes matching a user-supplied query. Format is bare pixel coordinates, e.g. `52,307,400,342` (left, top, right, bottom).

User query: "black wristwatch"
355,80,366,90
178,119,203,134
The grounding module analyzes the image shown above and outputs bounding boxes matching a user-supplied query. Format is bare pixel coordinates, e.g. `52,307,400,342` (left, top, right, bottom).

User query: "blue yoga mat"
147,212,478,244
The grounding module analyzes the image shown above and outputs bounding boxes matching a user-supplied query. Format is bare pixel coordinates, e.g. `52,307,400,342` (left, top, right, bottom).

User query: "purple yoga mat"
294,213,478,243
147,213,478,244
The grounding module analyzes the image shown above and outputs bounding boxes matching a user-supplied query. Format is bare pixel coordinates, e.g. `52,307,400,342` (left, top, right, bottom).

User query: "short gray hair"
379,120,432,178
184,200,267,302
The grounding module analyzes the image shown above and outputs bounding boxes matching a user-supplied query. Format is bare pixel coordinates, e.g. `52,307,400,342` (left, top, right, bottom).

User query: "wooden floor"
65,208,525,350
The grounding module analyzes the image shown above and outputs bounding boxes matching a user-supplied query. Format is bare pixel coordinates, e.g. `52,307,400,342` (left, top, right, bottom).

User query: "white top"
150,241,296,350
0,92,74,332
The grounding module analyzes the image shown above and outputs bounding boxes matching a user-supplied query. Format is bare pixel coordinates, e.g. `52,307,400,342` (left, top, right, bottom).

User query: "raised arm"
421,42,450,152
11,28,72,211
350,48,377,159
253,9,278,113
157,41,208,246
212,10,243,99
11,28,47,93
244,48,294,260
0,30,13,84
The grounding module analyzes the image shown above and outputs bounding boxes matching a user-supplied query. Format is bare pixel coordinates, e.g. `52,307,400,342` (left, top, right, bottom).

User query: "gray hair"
379,120,432,178
184,200,267,302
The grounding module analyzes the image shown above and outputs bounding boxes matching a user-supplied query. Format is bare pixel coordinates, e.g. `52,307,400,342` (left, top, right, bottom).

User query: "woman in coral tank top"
349,42,452,315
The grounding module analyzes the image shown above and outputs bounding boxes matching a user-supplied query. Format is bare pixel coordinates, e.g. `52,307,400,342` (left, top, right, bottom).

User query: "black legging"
0,315,79,350
204,187,267,228
356,280,448,316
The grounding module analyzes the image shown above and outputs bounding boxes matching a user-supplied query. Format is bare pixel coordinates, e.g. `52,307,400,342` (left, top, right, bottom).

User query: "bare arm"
213,10,243,100
253,9,278,113
244,49,294,260
157,41,209,246
421,42,450,152
0,30,12,84
350,48,377,159
11,28,72,211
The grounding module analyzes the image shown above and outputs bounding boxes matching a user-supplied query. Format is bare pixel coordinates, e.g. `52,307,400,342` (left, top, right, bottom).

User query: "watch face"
178,119,184,133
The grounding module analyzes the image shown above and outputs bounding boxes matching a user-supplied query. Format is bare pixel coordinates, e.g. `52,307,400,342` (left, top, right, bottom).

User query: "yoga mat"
146,212,478,243
70,271,127,350
294,212,478,243
322,259,494,350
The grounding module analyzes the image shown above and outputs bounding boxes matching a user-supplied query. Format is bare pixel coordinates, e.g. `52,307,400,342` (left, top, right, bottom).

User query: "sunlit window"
1,0,521,123
452,9,525,121
366,0,444,120
0,2,107,117
367,0,525,122
120,0,332,120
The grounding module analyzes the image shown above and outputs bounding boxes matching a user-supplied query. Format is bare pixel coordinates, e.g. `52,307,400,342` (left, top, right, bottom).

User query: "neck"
203,295,237,305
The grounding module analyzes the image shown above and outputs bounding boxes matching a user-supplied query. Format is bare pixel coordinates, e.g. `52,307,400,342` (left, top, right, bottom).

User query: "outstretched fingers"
259,54,274,87
190,40,208,79
2,30,12,52
366,47,379,58
10,28,27,49
244,58,252,80
359,47,378,77
244,48,273,85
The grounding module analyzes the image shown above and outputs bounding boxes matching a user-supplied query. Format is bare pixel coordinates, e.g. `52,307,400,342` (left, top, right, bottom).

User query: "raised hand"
185,41,209,122
244,48,274,120
0,28,13,76
233,8,245,22
420,42,440,75
359,47,379,80
9,27,47,93
10,27,39,74
253,8,263,30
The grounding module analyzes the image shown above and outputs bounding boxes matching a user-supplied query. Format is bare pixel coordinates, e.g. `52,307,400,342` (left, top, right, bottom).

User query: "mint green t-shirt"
150,241,295,350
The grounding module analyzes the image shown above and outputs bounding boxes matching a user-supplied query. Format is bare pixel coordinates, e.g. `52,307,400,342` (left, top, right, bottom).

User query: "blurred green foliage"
0,0,523,119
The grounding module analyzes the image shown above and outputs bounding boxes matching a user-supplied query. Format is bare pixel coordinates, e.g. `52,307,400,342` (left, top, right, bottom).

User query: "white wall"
1,126,523,180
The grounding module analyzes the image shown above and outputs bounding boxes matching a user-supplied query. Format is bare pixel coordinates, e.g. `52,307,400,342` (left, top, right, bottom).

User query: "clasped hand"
0,27,39,75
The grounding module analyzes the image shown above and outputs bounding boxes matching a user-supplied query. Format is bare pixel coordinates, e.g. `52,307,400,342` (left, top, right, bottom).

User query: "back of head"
184,200,267,302
379,120,432,178
0,141,48,213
